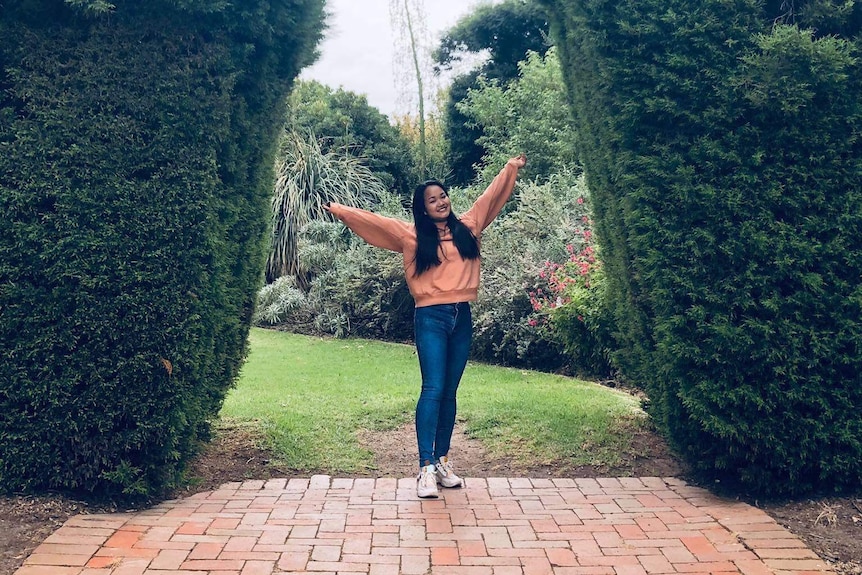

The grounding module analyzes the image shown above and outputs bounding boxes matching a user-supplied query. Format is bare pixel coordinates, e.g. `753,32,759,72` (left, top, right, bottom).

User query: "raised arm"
462,154,527,231
326,202,413,253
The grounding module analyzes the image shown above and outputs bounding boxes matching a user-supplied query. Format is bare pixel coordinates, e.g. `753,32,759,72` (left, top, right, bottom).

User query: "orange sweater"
328,160,520,307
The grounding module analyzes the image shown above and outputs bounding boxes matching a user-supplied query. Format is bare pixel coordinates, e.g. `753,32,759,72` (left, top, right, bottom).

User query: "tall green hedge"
0,0,324,499
539,0,862,496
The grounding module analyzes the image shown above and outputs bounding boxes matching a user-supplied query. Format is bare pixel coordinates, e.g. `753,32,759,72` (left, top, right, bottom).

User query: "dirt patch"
173,420,298,494
763,498,862,575
355,420,686,480
0,495,90,575
1,420,860,575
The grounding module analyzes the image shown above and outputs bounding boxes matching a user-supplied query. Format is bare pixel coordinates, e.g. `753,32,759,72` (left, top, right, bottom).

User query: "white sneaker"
435,456,463,488
417,464,439,498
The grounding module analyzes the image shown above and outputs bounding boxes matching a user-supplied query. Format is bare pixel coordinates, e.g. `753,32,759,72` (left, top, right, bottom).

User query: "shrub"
0,0,324,500
254,276,312,327
472,170,588,370
539,0,862,495
259,195,415,343
261,165,602,377
529,215,614,378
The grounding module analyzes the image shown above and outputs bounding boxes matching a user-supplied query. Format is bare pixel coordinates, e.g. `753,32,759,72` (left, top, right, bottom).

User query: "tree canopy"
434,0,550,81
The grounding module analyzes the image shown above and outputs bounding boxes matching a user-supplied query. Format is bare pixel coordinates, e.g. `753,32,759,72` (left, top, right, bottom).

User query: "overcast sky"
301,0,498,119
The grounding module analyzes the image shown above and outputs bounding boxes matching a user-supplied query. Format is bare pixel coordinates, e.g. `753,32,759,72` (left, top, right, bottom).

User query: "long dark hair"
411,180,480,276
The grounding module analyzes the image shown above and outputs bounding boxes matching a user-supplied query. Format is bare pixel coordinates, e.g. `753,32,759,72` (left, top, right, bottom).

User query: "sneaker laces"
418,465,436,487
438,457,454,477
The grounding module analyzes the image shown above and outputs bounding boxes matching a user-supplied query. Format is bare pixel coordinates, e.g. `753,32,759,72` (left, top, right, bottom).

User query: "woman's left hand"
509,153,527,169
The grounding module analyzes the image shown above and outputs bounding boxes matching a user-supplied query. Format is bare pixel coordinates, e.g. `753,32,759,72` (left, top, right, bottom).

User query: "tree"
458,47,578,183
539,0,862,496
433,0,550,185
0,0,325,499
287,80,415,197
441,72,485,186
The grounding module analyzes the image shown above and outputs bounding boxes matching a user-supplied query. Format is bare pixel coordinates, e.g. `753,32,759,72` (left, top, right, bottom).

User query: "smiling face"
423,184,451,222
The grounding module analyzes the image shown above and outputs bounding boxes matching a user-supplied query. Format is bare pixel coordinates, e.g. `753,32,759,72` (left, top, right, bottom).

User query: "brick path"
15,476,830,575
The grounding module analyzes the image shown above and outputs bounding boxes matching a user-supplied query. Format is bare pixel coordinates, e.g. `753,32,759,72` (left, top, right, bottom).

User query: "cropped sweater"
328,159,520,307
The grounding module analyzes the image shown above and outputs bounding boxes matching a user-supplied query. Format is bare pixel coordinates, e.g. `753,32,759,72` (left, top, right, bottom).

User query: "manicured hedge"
538,0,862,495
0,0,324,499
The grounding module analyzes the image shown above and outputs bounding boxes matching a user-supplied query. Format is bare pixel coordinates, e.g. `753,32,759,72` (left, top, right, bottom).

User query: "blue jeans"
414,302,472,468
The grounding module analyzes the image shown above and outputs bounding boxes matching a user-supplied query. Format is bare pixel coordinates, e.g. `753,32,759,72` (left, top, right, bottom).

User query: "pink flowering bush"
527,211,614,377
471,171,588,371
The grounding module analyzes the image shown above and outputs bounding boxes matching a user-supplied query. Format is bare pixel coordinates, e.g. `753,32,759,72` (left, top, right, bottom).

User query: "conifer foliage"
0,0,324,499
538,0,862,495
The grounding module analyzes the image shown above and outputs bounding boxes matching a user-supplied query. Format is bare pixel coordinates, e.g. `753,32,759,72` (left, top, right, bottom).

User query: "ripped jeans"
413,302,472,468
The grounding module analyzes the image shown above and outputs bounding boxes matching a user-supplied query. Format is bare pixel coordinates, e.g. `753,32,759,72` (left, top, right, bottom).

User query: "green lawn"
222,328,647,473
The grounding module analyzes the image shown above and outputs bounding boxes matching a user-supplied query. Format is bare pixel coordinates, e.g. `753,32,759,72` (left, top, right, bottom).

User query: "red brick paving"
16,476,831,574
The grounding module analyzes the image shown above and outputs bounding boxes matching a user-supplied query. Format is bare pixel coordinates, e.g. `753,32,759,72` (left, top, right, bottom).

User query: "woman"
326,154,527,498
